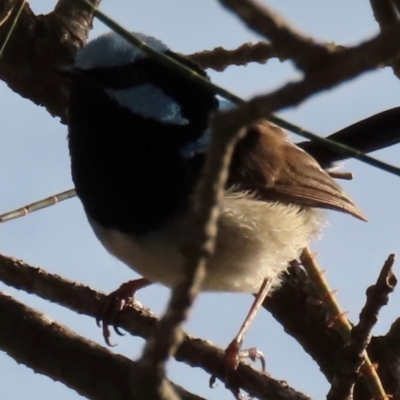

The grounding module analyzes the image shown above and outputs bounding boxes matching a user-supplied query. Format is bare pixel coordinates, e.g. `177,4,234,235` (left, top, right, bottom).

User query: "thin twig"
354,255,396,345
326,254,396,400
0,0,25,58
217,0,330,72
187,41,279,72
300,248,389,400
0,189,76,223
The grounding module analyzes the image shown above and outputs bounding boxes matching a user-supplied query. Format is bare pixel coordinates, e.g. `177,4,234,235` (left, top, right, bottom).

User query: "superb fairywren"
67,31,399,356
68,31,361,289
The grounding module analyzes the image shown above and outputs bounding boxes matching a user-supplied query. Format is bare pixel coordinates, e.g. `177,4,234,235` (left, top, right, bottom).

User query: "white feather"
89,191,324,293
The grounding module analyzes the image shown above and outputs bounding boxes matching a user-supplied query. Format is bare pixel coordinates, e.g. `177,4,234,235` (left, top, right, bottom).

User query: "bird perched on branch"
66,31,400,367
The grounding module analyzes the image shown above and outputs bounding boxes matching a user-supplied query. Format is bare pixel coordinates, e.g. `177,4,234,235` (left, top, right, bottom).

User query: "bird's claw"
96,278,151,346
209,343,266,399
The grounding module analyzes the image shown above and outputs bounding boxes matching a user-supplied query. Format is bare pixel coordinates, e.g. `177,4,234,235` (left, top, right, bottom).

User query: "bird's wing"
228,121,366,221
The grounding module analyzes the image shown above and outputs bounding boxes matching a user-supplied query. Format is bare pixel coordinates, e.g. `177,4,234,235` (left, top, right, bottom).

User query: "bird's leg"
225,277,273,370
210,277,273,396
97,278,152,346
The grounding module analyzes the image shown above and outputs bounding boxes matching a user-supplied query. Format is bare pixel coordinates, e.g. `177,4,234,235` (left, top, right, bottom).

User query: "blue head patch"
75,31,168,70
106,84,189,125
76,32,188,125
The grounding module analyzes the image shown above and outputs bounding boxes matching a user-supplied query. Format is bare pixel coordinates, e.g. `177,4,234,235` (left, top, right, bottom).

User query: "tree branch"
326,255,396,400
187,41,280,72
217,0,330,72
0,290,205,400
214,21,400,141
0,253,313,400
0,0,100,121
368,0,400,81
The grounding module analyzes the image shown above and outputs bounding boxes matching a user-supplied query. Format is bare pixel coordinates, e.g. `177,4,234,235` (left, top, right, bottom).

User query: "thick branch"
368,0,400,80
0,0,100,122
0,253,313,400
369,0,398,30
0,291,204,400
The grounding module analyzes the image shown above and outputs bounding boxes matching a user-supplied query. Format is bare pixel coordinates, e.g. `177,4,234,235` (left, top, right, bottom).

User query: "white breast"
90,191,323,294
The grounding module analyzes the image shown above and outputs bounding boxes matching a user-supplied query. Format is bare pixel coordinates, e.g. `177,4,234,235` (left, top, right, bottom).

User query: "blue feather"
76,32,188,126
75,32,168,70
106,84,189,125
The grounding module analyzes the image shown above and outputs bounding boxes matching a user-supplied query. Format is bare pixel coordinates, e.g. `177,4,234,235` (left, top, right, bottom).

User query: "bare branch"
326,255,396,400
355,255,396,344
299,249,388,400
0,189,76,223
217,0,330,72
216,22,400,134
365,318,400,398
0,253,313,400
0,291,205,400
368,0,400,81
369,0,398,30
0,0,100,122
187,41,280,72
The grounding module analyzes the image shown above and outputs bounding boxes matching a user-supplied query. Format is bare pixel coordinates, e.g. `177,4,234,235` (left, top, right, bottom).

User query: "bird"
66,31,400,365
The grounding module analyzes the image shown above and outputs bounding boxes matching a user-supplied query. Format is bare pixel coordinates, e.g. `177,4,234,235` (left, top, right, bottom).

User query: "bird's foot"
210,341,266,399
97,278,152,346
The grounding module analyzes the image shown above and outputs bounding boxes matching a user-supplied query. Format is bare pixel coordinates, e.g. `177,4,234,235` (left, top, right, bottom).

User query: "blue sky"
1,1,400,399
